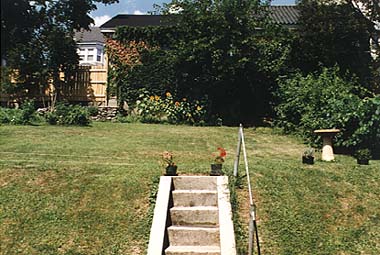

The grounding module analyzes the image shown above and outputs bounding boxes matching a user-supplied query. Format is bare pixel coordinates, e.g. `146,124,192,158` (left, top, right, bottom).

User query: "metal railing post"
234,124,261,255
233,124,243,177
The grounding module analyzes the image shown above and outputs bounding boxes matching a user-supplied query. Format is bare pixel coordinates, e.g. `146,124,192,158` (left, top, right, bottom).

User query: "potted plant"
162,151,178,176
210,147,226,176
354,149,371,165
302,147,314,165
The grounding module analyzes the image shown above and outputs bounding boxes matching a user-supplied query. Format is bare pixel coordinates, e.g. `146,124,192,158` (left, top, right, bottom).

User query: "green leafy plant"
275,67,378,152
0,108,22,124
0,100,38,125
87,106,99,117
354,149,371,161
46,104,90,126
303,148,314,159
162,151,176,168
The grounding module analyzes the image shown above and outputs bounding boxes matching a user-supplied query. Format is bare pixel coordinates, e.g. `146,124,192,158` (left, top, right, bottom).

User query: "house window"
77,46,104,65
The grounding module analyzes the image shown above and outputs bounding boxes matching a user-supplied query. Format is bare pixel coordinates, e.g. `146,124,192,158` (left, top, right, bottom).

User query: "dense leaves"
109,0,292,124
294,0,374,88
275,67,379,154
46,103,91,126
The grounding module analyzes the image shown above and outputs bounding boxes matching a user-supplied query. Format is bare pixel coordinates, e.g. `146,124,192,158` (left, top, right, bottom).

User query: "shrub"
0,108,22,124
275,67,378,153
19,100,36,124
46,104,90,126
87,106,99,117
0,100,38,125
348,96,380,155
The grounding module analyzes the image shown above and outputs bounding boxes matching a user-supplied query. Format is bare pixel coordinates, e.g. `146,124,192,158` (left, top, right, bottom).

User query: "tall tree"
159,0,291,123
1,0,118,103
294,0,378,90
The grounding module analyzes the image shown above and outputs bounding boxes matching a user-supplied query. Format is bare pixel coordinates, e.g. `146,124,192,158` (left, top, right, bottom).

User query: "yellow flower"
155,95,160,101
150,96,155,101
197,106,202,111
166,92,171,97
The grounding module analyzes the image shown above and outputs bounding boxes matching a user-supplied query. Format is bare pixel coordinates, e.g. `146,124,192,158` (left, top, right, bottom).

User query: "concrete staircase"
148,176,236,255
165,177,220,255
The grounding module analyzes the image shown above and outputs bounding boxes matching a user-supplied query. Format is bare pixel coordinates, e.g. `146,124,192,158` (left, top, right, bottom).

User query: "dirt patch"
27,170,56,186
0,169,26,187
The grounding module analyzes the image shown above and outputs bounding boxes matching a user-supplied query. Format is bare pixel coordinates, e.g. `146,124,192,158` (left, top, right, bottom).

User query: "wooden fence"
60,65,107,104
1,65,108,106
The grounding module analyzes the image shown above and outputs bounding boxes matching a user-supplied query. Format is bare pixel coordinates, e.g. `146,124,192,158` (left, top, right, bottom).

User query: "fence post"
233,124,243,177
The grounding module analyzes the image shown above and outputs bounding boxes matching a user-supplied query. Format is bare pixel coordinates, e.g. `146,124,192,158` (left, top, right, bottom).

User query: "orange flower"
166,92,172,97
150,96,155,101
175,101,180,107
155,95,160,101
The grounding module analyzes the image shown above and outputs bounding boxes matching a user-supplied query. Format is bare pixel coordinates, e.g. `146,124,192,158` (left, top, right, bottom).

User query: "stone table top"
314,129,340,135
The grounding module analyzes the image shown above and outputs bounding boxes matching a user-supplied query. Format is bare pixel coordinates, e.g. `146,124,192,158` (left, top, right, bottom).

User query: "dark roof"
100,6,299,31
268,5,299,25
74,27,105,43
100,15,163,29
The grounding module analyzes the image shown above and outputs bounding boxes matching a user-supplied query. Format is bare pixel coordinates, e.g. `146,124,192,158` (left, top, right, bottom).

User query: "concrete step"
172,190,217,207
173,176,217,191
170,206,219,226
168,226,220,246
165,245,221,255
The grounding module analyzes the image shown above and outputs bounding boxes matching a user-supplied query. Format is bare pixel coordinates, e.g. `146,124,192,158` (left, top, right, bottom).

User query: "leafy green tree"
293,0,373,88
1,0,118,103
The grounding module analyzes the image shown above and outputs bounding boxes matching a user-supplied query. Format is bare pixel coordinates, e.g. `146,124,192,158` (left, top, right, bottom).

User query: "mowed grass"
0,123,379,254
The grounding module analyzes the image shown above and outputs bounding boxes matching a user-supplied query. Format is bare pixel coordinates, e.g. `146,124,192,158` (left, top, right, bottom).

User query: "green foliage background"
108,0,292,125
275,67,380,155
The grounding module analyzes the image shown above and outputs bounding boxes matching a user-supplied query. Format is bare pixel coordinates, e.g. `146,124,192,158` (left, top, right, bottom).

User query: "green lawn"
0,123,379,254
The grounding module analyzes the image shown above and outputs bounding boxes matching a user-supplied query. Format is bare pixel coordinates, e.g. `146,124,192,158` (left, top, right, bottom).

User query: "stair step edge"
165,245,221,252
172,190,217,193
171,206,218,211
168,226,219,231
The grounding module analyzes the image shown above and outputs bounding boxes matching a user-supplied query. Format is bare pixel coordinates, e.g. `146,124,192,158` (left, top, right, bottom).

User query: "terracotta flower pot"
210,164,223,176
165,165,178,176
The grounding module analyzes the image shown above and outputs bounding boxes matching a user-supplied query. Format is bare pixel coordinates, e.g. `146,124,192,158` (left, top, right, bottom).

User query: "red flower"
217,147,227,157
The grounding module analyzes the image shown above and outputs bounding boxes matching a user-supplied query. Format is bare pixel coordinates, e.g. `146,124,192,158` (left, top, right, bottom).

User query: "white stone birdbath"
314,129,340,161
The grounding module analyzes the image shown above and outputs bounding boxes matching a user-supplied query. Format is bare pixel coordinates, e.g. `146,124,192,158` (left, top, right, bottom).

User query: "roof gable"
74,27,105,43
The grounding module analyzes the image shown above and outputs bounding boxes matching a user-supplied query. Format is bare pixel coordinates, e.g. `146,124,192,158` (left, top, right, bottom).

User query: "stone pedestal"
314,129,340,161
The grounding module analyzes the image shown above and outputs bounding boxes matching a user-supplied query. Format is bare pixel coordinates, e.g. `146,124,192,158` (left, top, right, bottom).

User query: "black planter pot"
165,165,178,176
210,164,223,176
302,156,314,165
357,159,369,165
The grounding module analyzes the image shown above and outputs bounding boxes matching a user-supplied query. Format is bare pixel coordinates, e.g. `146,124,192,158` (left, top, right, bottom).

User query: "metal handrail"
233,124,261,255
